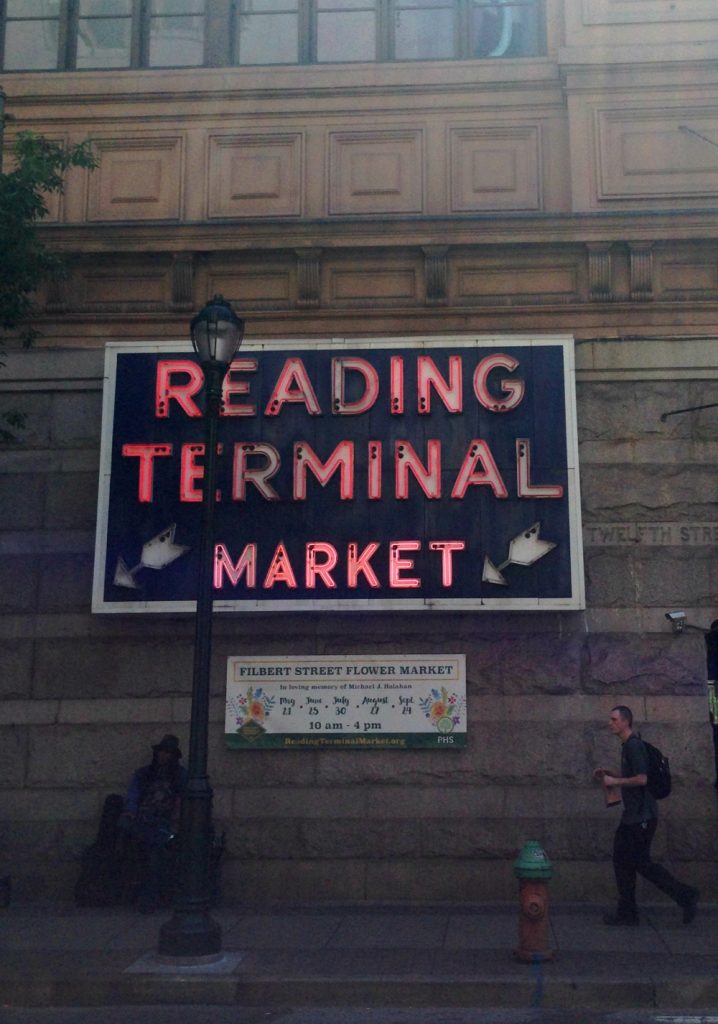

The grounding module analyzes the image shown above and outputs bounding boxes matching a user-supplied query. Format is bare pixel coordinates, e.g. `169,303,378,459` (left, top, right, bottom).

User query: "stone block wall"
0,627,712,903
0,347,716,903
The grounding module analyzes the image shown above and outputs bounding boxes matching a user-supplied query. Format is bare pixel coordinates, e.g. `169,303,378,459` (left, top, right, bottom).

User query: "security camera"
665,611,686,633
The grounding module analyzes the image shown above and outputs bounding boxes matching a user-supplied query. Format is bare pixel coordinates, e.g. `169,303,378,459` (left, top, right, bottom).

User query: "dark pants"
613,818,692,918
138,845,164,911
138,842,176,911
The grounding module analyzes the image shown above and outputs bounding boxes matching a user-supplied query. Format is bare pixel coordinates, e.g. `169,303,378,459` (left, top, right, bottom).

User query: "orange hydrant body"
513,841,554,963
515,877,553,962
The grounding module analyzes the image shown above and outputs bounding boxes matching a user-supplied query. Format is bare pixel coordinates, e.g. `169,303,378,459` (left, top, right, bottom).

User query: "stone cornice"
1,59,561,112
37,211,718,254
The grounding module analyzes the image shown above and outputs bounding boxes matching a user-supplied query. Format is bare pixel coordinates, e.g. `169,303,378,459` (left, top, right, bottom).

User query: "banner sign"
225,654,467,749
93,335,583,612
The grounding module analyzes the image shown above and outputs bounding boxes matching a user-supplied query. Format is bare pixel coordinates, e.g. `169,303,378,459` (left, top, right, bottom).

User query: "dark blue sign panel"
92,336,584,612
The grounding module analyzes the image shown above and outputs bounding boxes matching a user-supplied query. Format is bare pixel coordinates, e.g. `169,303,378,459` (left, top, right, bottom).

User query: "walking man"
595,705,700,926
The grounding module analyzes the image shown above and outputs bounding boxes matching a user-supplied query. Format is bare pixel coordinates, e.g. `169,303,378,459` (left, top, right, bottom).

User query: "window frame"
69,0,139,70
1,0,67,72
0,0,545,71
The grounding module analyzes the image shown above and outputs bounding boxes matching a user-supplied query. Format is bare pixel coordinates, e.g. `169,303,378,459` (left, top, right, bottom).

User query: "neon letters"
101,341,578,606
127,353,562,505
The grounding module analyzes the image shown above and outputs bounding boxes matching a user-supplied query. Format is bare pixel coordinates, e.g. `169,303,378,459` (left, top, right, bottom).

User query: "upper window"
3,0,63,71
1,0,208,70
0,0,543,70
76,0,133,69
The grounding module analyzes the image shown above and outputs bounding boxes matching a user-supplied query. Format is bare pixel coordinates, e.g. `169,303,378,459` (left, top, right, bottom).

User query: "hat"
153,734,182,758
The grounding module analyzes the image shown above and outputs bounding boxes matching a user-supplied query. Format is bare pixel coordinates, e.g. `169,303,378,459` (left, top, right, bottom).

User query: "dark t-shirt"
620,733,657,825
126,762,187,846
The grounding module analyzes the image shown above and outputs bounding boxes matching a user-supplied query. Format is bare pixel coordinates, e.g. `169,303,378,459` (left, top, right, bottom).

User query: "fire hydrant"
513,840,554,963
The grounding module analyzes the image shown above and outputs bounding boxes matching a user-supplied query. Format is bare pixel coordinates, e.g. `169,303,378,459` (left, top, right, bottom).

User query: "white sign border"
92,334,585,614
225,653,467,747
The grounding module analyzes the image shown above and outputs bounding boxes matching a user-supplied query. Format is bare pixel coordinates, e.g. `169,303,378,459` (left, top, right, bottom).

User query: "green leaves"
0,409,26,444
0,131,97,343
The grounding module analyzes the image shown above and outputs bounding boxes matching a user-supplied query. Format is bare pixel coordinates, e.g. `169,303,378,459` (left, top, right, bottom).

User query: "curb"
3,970,718,1010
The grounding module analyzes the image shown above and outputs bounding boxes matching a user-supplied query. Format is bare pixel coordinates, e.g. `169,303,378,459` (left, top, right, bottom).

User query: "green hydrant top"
514,840,553,880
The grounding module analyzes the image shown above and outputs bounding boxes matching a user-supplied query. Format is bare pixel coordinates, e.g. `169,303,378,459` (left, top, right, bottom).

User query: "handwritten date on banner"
225,655,467,749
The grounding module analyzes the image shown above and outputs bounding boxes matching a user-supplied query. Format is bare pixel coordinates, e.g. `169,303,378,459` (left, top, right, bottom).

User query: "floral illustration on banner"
419,686,465,735
227,687,276,731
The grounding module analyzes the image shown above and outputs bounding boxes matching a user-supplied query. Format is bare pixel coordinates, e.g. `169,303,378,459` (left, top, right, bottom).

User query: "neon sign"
92,335,584,612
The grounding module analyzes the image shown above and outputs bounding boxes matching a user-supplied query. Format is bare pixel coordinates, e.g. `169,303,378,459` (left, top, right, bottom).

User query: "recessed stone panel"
449,126,541,212
454,263,578,304
86,137,183,221
582,0,716,24
327,268,418,304
207,270,292,308
328,130,424,215
80,271,167,308
208,133,303,218
596,110,718,201
658,260,718,298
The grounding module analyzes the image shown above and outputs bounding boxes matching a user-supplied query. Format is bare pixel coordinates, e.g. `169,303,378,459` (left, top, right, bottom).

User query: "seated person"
120,734,187,913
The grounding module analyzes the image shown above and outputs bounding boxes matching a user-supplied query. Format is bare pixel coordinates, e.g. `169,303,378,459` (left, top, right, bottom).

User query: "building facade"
0,0,717,902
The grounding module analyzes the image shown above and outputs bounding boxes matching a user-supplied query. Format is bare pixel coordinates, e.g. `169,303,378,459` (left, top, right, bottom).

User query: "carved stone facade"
1,1,718,903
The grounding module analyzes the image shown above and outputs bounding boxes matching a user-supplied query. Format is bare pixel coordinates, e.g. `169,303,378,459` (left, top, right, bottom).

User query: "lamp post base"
157,910,222,958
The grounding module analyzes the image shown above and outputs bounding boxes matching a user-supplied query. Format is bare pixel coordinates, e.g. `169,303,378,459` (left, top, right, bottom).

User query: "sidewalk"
1,901,718,1010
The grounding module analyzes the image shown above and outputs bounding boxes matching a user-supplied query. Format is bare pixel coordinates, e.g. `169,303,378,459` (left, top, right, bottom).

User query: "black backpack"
74,794,127,907
643,740,672,800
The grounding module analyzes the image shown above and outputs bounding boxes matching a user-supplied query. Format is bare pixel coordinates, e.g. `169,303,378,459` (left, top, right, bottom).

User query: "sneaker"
681,888,700,925
602,912,639,926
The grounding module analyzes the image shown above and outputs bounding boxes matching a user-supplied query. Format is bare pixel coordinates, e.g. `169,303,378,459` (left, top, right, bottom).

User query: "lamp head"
190,294,244,367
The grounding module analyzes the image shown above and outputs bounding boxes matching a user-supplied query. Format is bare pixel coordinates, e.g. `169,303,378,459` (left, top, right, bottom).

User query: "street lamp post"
158,296,244,959
0,88,6,173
